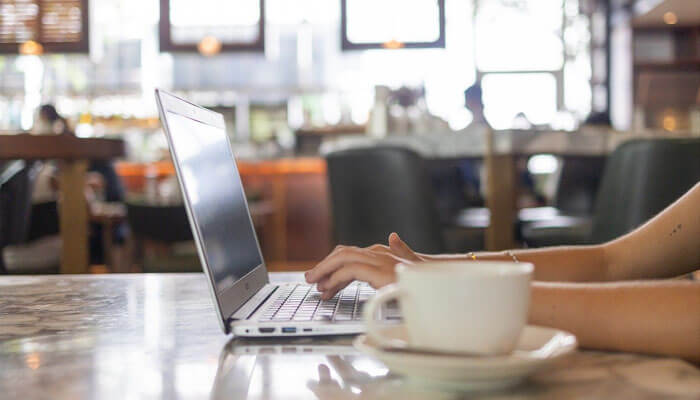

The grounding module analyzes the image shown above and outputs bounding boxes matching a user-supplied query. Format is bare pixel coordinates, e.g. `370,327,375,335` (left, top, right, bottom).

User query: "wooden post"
58,160,89,273
485,129,517,251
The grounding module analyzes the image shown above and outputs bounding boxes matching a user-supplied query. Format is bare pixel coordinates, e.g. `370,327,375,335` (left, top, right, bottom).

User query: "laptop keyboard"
258,282,398,322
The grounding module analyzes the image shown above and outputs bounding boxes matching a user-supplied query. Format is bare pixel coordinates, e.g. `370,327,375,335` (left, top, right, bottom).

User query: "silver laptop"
155,89,396,337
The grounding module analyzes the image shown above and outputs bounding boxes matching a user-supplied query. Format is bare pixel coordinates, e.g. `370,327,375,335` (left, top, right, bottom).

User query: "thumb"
389,232,420,261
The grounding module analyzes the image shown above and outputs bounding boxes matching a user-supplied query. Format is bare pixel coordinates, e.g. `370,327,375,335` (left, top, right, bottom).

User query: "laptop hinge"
229,284,278,322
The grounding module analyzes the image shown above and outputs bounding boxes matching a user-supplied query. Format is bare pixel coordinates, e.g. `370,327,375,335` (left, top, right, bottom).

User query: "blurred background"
1,0,699,275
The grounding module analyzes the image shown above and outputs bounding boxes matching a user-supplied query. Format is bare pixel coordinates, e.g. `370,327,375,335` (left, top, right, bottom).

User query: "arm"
307,183,700,292
423,245,608,282
433,182,700,282
603,182,700,280
530,280,700,362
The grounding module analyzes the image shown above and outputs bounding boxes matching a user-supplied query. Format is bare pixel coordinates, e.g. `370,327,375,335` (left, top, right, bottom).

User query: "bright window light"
482,73,557,129
475,0,564,72
528,154,559,174
345,0,441,44
169,0,261,44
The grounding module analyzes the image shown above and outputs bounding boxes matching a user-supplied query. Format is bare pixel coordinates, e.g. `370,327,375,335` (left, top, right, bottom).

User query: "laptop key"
257,282,381,324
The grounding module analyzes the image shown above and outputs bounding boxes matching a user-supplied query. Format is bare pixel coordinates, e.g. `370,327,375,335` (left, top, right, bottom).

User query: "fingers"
367,244,391,254
317,263,373,299
318,364,332,382
320,279,353,300
305,246,383,284
318,263,394,300
389,232,421,261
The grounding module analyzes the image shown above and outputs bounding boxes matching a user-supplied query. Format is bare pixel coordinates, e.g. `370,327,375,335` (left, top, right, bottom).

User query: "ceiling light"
382,39,404,50
19,40,44,55
198,36,222,57
663,12,678,25
662,112,677,132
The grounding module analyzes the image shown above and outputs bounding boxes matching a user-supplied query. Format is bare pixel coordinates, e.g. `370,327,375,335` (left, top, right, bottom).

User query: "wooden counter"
116,158,332,263
0,134,126,274
0,134,125,160
238,158,332,262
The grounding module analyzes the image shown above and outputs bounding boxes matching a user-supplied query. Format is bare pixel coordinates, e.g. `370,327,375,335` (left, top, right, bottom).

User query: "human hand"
305,233,420,300
386,232,424,262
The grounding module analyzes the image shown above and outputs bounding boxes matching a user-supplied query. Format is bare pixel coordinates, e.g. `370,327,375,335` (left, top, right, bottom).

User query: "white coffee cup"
364,261,533,355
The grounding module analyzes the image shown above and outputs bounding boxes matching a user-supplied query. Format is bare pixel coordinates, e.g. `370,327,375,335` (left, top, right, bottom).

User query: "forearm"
420,245,609,282
530,280,700,361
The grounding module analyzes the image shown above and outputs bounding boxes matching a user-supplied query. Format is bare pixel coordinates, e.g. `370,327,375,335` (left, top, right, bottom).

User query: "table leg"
58,160,89,274
485,154,517,251
101,220,114,271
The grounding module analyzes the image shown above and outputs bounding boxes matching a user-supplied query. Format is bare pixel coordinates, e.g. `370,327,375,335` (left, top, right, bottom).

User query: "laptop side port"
303,328,312,332
258,327,275,333
281,327,297,333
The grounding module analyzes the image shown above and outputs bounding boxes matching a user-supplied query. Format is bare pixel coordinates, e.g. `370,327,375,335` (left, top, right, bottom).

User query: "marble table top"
1,273,699,400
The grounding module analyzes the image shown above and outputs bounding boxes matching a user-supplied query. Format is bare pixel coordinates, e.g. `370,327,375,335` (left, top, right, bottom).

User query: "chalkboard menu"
0,0,89,53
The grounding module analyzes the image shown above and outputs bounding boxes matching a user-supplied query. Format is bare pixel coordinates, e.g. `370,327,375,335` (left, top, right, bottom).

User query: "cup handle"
363,284,406,349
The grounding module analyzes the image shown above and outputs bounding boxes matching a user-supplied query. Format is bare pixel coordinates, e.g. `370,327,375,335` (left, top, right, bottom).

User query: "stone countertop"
1,273,699,399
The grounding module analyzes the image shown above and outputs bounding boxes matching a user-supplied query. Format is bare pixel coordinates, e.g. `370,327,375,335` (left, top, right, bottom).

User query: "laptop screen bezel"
155,89,269,334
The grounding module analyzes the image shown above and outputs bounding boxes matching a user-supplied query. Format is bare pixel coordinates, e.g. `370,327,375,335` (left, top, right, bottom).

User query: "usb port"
281,327,297,333
258,327,275,333
303,328,313,332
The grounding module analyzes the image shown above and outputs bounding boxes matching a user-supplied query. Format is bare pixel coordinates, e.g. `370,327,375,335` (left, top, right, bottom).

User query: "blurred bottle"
368,86,389,138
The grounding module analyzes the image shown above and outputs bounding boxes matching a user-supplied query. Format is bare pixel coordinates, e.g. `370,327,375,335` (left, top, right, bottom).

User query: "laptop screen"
164,109,263,295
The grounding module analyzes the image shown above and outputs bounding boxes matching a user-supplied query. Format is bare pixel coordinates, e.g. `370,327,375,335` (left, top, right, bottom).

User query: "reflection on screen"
166,111,262,294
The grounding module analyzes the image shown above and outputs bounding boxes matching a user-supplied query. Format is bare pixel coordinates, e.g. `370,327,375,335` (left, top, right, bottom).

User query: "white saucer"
353,324,577,391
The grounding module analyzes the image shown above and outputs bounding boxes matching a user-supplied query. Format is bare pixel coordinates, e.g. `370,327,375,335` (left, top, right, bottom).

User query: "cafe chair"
0,161,60,274
125,201,199,272
521,156,605,221
326,146,444,254
516,155,605,241
523,138,700,247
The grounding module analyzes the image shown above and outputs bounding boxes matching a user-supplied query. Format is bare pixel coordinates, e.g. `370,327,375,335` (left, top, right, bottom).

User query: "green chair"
523,138,700,246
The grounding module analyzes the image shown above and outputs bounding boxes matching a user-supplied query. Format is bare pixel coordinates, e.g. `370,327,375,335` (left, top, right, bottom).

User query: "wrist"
468,251,516,262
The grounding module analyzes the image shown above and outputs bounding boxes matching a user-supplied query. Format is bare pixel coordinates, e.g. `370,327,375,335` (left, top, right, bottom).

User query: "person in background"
452,84,544,210
463,84,488,127
32,104,70,136
31,104,126,264
305,183,700,362
458,84,489,207
430,85,489,222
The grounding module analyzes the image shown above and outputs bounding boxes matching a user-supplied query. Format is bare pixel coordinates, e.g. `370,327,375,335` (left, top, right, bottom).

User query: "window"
341,0,445,50
159,0,265,53
474,0,591,129
0,0,89,54
482,73,558,128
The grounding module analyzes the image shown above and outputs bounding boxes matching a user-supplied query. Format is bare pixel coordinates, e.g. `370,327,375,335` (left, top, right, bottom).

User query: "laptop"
155,89,396,337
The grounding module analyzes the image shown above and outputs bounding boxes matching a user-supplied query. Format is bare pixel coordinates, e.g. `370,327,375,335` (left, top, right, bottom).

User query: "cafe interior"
1,0,699,398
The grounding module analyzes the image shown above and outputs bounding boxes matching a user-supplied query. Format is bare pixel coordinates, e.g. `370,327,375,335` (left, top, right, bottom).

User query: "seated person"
305,183,700,361
31,104,127,264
